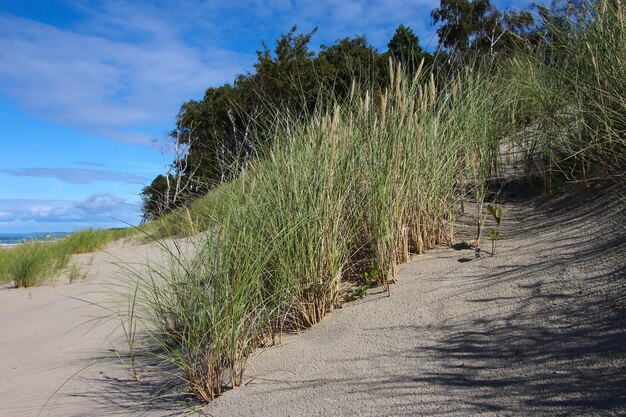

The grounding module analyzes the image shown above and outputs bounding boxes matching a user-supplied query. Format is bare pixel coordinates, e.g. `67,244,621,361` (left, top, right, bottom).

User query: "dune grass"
139,198,216,241
0,241,70,287
122,61,525,401
95,0,626,403
63,228,134,254
0,227,134,287
508,0,625,188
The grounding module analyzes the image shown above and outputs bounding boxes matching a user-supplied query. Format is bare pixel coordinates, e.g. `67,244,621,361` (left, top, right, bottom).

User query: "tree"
141,174,174,221
252,25,323,115
385,25,431,75
142,27,442,221
319,36,381,96
432,0,537,62
533,0,589,52
499,9,539,51
432,0,494,57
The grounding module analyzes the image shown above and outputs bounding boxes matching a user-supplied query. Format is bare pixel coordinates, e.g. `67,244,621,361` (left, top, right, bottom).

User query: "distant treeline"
141,0,582,221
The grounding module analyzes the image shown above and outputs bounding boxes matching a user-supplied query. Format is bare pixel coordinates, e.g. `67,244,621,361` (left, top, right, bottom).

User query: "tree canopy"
431,0,538,62
386,24,431,73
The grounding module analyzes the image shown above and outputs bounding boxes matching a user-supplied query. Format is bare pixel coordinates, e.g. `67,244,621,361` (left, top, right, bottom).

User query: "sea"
0,232,71,248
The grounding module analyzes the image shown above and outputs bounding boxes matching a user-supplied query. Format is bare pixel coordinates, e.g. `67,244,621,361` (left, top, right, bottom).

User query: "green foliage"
431,0,538,63
486,204,505,255
141,174,175,221
0,252,7,284
487,228,500,240
63,228,131,254
431,0,496,54
319,36,383,96
509,0,626,186
142,0,625,221
346,285,368,301
385,24,432,75
364,264,382,285
346,264,381,301
140,194,217,241
254,25,322,113
487,204,504,225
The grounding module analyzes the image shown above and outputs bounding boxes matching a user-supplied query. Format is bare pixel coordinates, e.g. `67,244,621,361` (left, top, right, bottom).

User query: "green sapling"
486,204,505,256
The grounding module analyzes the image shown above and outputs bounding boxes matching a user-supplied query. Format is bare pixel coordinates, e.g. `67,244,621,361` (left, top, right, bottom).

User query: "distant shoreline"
0,232,71,248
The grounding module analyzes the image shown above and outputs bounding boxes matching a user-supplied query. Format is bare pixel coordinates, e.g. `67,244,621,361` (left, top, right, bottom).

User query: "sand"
0,239,197,417
1,183,624,416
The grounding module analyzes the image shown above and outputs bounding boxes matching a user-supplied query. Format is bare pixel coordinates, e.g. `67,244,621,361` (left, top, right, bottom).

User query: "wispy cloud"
0,3,252,146
0,0,445,150
76,161,109,168
0,167,149,184
186,0,442,52
75,193,126,213
0,0,530,148
246,0,441,48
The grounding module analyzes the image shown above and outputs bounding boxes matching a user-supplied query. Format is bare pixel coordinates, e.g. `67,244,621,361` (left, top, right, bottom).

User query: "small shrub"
346,285,368,301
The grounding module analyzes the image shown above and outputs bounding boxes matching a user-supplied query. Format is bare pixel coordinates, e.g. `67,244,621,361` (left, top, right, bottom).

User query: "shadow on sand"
54,182,625,416
241,183,625,416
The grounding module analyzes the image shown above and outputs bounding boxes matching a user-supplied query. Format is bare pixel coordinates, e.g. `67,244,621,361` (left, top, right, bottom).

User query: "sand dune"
1,184,624,416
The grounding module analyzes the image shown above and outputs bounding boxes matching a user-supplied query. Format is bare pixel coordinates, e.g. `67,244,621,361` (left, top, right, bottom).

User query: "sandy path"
1,184,624,416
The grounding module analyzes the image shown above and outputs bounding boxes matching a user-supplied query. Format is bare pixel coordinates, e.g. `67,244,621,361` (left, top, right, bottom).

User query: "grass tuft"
0,227,134,287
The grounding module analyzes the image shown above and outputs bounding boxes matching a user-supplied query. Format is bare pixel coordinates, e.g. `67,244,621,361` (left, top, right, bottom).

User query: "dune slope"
1,184,624,416
205,184,625,417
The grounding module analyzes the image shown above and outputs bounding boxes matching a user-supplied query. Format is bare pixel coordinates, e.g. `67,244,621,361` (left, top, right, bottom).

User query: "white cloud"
0,5,252,146
0,0,533,150
75,193,125,213
0,193,141,231
242,0,441,48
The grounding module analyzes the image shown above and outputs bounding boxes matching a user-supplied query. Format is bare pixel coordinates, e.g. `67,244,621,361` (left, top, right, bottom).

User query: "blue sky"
0,0,536,233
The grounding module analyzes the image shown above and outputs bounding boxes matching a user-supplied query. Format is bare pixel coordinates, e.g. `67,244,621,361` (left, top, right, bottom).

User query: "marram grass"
507,0,626,188
121,4,626,399
0,227,133,287
123,62,518,402
0,241,70,287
